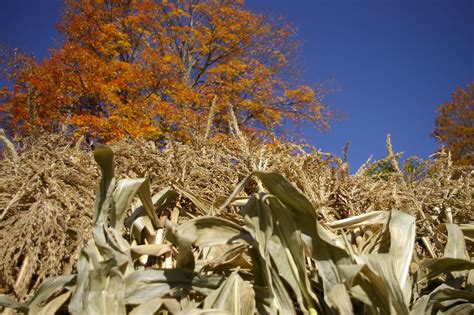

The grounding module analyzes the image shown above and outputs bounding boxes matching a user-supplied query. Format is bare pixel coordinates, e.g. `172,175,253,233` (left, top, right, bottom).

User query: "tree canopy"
1,0,330,142
433,83,474,166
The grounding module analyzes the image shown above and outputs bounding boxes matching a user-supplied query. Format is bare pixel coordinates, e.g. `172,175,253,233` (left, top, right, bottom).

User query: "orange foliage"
1,0,329,142
433,83,474,166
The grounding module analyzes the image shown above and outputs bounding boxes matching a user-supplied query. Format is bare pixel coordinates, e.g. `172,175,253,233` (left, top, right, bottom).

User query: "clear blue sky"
1,0,473,171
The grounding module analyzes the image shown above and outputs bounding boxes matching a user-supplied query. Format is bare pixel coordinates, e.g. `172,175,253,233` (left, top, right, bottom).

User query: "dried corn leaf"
112,178,150,230
130,244,172,261
124,269,223,304
129,297,182,315
0,295,28,313
241,194,296,314
328,211,389,229
203,269,255,314
28,275,76,313
418,258,474,283
36,291,71,315
410,284,474,314
92,144,115,226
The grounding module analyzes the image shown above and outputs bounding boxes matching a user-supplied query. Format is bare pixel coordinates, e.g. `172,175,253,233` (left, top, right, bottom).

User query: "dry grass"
0,132,472,301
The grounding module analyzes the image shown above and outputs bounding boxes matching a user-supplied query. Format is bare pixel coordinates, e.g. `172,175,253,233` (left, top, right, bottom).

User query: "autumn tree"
433,83,474,166
0,45,37,129
1,0,329,142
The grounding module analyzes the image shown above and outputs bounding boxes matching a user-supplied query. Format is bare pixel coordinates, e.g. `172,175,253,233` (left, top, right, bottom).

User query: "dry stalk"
387,134,441,256
355,155,373,176
227,102,264,192
445,207,453,224
386,134,402,174
228,102,250,158
422,237,437,258
0,129,18,161
14,257,29,290
204,95,218,140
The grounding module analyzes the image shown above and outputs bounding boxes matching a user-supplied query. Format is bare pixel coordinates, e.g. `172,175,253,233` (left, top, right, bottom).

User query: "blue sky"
1,0,473,171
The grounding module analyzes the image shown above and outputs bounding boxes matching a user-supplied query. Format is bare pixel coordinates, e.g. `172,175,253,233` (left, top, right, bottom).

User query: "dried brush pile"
0,132,473,314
